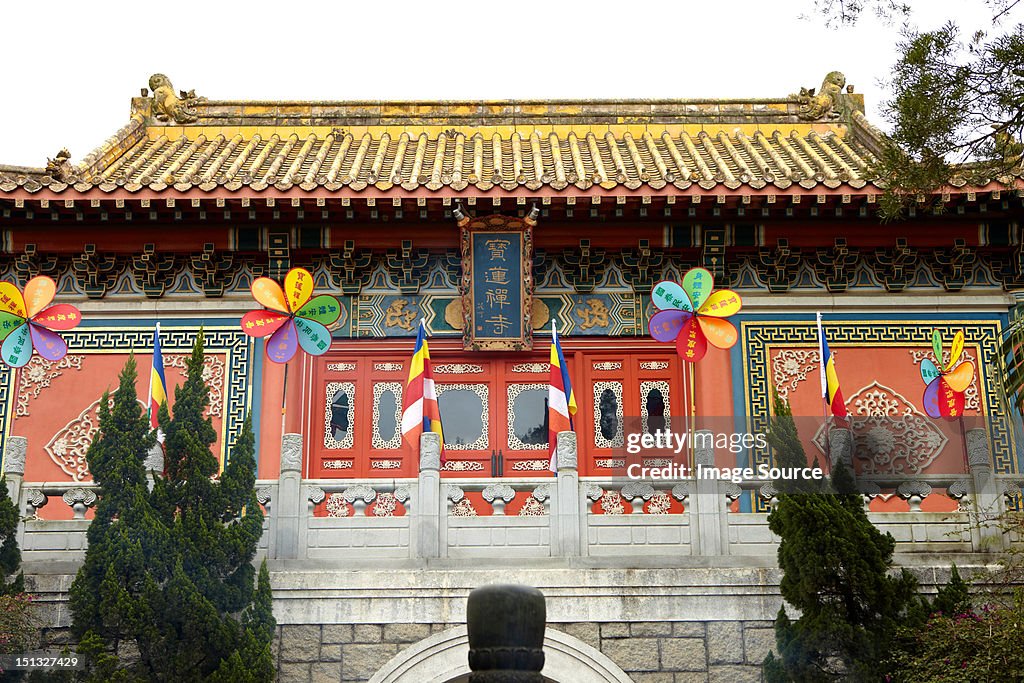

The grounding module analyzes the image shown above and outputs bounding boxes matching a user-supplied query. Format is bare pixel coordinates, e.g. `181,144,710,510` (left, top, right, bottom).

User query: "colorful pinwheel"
241,268,342,364
0,276,81,368
920,330,975,420
647,268,743,362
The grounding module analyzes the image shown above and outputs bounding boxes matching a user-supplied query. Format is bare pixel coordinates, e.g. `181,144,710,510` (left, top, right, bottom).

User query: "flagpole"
280,362,288,436
688,361,696,473
422,318,444,437
552,320,561,474
681,358,690,474
817,312,832,474
147,322,158,426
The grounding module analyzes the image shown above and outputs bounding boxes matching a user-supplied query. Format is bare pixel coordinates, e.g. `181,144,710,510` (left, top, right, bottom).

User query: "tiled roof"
0,72,896,196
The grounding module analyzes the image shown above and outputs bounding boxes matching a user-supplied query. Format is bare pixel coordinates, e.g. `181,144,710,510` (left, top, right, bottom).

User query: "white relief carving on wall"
813,381,948,475
44,397,145,482
771,349,820,402
164,353,226,417
17,355,84,417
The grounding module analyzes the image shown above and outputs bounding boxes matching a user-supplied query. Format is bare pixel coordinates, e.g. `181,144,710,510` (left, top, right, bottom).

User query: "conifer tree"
143,332,269,681
762,393,918,681
68,337,273,682
69,356,166,651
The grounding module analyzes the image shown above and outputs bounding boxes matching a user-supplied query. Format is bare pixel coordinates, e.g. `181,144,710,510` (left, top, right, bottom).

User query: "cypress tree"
68,336,272,682
762,393,919,682
69,356,166,656
143,332,269,681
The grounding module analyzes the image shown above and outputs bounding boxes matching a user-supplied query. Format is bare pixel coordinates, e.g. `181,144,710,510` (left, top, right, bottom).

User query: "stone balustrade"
9,428,1021,564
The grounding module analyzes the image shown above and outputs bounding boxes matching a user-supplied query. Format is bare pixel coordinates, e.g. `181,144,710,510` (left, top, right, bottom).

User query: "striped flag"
548,321,577,473
147,322,168,442
816,312,847,418
401,320,444,458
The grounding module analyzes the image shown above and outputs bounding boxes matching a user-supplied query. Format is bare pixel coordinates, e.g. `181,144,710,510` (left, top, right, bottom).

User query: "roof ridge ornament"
792,71,846,121
44,148,76,183
148,73,203,124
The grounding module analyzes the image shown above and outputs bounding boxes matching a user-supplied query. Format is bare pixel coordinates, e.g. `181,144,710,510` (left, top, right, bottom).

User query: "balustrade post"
144,443,163,494
690,430,726,556
3,436,26,516
965,427,1005,551
554,431,580,557
5,437,26,551
417,432,442,559
275,433,303,559
828,428,854,470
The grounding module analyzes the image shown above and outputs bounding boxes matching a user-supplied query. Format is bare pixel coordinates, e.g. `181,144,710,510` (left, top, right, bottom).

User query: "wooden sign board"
459,214,534,351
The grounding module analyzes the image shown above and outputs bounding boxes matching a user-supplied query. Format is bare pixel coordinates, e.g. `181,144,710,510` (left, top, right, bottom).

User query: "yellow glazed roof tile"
1,71,898,194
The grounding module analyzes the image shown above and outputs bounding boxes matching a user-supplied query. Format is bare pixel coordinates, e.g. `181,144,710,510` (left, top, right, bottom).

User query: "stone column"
553,431,580,557
416,432,442,559
965,427,1004,551
3,436,26,509
828,428,854,470
690,430,725,556
467,584,546,682
144,443,164,493
275,433,303,560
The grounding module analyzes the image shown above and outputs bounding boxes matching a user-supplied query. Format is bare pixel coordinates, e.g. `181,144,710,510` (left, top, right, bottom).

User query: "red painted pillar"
258,353,285,479
283,355,305,472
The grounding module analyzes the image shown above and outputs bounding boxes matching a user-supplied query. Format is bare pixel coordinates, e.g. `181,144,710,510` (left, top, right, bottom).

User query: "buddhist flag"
548,321,577,473
816,312,847,418
401,320,444,458
147,322,168,442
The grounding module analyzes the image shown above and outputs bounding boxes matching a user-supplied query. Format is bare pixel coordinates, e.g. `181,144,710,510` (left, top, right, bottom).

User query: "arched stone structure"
368,626,632,683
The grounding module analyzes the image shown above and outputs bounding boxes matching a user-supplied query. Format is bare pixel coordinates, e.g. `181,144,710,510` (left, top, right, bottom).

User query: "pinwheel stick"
281,361,289,434
681,361,690,471
958,415,970,472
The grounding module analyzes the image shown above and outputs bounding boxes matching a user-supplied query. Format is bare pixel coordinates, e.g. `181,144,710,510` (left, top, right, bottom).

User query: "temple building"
0,71,1020,682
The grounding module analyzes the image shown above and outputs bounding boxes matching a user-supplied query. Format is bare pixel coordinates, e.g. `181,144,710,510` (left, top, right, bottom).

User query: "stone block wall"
272,620,776,683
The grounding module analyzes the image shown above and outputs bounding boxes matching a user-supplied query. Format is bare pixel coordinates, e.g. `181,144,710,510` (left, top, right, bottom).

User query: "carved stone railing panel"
620,482,655,515
25,489,48,519
896,481,933,512
62,488,97,520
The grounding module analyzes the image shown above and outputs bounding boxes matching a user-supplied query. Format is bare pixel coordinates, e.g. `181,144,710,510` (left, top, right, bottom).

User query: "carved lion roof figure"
794,71,846,121
148,73,201,124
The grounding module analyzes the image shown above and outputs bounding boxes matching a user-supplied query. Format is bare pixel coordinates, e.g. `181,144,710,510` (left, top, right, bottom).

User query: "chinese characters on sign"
459,215,534,351
474,233,522,340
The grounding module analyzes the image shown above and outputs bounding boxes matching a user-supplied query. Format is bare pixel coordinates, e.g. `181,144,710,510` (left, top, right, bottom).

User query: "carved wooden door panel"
578,352,683,476
433,360,494,477
312,355,414,478
496,358,554,476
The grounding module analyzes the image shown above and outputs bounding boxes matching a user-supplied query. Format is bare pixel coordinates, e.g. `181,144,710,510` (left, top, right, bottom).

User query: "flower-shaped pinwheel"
647,268,742,362
0,276,82,368
920,330,975,420
241,267,342,364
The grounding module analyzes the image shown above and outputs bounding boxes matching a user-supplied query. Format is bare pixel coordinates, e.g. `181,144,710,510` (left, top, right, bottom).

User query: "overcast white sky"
0,0,997,167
